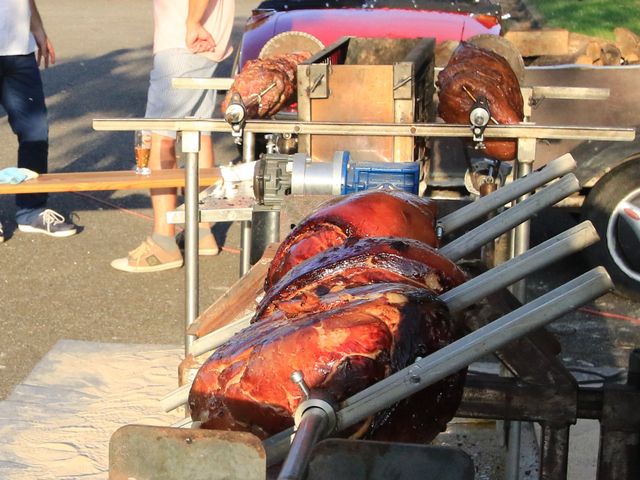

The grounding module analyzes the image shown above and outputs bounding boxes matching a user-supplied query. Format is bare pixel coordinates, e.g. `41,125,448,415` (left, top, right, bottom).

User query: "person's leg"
112,49,219,271
196,134,220,255
0,54,48,219
0,53,76,237
149,133,178,237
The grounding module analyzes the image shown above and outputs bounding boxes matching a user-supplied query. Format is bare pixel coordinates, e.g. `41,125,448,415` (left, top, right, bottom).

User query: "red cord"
578,307,640,326
72,191,240,255
73,191,154,222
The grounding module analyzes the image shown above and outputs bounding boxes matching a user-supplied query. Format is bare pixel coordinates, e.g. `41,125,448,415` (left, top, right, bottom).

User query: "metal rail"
170,78,611,102
93,118,636,141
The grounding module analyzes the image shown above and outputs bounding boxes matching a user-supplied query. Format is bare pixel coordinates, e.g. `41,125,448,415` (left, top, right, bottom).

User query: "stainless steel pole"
439,221,599,313
239,131,255,276
277,409,329,480
438,153,576,235
182,131,201,355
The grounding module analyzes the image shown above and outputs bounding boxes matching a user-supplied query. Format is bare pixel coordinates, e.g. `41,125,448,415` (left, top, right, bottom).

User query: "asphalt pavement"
1,0,639,406
0,0,252,399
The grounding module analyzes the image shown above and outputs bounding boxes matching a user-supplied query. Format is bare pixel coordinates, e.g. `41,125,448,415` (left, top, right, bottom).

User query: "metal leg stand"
182,130,201,355
505,137,537,479
239,131,256,276
539,422,570,480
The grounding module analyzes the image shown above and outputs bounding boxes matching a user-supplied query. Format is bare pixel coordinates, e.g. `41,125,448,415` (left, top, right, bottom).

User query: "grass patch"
529,0,640,40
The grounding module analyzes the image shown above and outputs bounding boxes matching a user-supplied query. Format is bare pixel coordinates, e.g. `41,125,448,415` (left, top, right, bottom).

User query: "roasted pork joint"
437,42,524,161
221,52,311,118
257,236,468,322
189,284,463,442
266,190,440,289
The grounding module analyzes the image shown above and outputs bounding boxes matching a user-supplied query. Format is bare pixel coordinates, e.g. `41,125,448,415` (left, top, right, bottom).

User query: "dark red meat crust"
257,236,468,322
221,52,311,118
266,190,439,289
437,42,524,161
189,284,462,442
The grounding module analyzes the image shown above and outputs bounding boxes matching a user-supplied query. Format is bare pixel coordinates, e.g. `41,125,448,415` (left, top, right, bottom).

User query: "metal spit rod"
160,221,599,414
277,408,329,480
439,173,580,261
438,153,576,235
265,267,613,469
439,221,599,312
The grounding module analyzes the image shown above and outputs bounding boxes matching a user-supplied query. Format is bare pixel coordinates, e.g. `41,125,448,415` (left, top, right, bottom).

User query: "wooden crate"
296,36,435,163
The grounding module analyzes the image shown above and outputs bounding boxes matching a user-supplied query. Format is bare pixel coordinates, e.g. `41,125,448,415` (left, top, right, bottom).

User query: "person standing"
111,0,234,272
0,0,77,240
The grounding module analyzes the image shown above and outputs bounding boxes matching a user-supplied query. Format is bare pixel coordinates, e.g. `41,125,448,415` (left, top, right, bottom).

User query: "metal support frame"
239,132,256,276
181,130,201,355
92,118,634,398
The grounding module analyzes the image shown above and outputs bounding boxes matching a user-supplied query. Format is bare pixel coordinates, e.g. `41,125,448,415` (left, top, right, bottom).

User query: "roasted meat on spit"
257,236,467,321
220,52,311,118
189,190,469,444
189,283,465,442
437,42,524,161
266,189,440,289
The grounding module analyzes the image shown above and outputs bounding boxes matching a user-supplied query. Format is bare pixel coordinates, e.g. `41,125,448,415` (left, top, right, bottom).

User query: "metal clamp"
291,371,337,433
469,95,492,148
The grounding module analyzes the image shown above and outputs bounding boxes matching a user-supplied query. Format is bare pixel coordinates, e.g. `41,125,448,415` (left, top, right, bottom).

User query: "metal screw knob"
291,370,311,400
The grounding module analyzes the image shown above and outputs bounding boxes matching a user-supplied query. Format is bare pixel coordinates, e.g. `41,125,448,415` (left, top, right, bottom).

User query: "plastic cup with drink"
134,130,152,175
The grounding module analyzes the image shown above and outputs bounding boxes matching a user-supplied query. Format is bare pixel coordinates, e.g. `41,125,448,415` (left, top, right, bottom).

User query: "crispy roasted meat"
189,283,464,442
190,190,468,444
221,52,311,118
266,190,439,289
257,236,467,322
437,42,524,161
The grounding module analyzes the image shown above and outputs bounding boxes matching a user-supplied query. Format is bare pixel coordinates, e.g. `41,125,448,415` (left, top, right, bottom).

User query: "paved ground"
1,0,639,414
0,0,253,399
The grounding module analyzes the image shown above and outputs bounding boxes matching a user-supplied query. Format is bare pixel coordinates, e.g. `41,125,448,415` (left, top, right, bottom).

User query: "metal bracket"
393,62,413,100
308,63,329,99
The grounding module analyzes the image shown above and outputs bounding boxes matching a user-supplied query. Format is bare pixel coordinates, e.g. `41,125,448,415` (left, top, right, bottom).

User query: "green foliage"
529,0,640,40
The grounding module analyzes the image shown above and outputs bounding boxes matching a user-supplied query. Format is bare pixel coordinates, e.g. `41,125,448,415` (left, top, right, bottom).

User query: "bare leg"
149,133,217,239
150,134,178,237
198,134,216,231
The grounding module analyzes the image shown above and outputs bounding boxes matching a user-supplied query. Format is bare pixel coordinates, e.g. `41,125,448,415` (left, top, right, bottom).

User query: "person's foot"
0,220,4,243
111,236,183,273
17,209,77,237
199,234,220,256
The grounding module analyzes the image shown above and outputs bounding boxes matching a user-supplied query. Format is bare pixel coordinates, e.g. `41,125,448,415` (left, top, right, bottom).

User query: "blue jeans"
0,53,49,223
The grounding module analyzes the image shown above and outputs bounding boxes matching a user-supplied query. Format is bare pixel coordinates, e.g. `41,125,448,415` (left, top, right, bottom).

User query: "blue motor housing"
337,151,420,195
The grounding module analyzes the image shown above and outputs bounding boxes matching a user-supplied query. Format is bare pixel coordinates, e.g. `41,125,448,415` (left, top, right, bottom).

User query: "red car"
237,0,502,68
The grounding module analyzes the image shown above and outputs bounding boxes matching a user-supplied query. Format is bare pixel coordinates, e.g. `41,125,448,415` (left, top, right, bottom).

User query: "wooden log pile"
435,28,640,67
505,27,640,66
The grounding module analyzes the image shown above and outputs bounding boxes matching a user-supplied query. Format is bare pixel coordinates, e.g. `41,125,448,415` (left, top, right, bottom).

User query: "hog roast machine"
93,36,639,480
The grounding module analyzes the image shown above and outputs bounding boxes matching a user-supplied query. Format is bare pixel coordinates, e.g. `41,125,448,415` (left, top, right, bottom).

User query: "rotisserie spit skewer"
439,173,579,261
437,153,576,235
